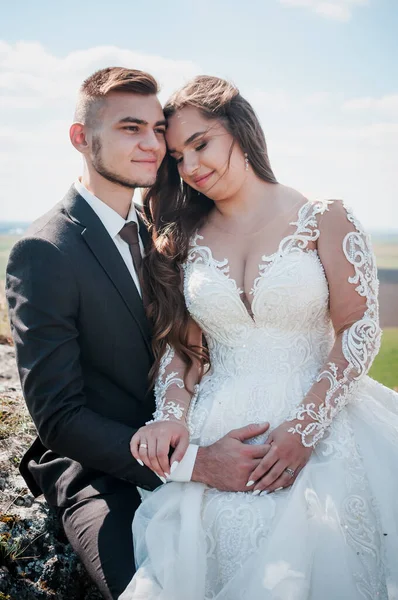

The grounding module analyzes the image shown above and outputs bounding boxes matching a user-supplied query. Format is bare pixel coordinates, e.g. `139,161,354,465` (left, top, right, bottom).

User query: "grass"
369,328,398,390
0,513,45,570
0,397,36,441
0,516,30,563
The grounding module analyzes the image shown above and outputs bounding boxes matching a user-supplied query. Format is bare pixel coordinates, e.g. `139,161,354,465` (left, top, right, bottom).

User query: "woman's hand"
246,419,313,494
130,420,190,482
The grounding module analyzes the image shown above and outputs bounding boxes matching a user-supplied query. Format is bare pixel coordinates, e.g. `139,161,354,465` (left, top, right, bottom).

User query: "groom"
6,67,270,599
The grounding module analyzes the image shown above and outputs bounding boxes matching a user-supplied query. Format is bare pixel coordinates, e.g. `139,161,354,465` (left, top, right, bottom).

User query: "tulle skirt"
121,376,398,599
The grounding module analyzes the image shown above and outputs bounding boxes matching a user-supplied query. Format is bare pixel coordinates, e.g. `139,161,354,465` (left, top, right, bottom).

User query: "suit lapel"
63,187,152,355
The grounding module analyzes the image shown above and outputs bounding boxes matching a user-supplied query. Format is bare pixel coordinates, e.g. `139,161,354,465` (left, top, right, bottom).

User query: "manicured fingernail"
275,487,283,492
260,491,269,496
170,461,179,473
252,489,261,496
137,459,144,466
164,472,170,479
246,480,255,487
157,475,167,484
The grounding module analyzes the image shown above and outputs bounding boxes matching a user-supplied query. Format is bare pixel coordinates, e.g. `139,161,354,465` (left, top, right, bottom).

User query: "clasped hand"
130,420,189,481
130,418,313,492
246,419,313,494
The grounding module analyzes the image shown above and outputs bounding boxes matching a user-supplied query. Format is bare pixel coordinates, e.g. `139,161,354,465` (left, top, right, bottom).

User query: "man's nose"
140,130,162,151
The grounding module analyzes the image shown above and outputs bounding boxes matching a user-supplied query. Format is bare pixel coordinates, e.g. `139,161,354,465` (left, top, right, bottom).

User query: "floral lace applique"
147,345,198,426
252,199,331,293
287,203,382,447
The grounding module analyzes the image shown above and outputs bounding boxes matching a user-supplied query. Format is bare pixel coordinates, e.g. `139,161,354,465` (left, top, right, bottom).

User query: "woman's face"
166,106,247,201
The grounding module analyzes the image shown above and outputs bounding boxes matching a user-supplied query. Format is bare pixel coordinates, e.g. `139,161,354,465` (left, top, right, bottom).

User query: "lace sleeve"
287,200,382,447
147,318,203,430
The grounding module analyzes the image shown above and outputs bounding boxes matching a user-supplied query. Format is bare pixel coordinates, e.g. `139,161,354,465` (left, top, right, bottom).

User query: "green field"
1,234,398,276
0,284,10,340
369,328,398,390
372,236,398,270
0,235,20,281
0,234,397,389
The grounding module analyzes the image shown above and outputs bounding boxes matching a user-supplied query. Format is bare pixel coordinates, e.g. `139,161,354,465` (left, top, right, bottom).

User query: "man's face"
88,91,167,189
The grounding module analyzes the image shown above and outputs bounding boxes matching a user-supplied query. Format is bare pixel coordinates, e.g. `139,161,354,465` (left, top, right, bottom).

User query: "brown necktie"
119,221,144,291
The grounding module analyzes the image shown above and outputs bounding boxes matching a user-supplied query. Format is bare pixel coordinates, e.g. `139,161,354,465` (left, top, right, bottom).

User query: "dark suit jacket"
6,186,161,507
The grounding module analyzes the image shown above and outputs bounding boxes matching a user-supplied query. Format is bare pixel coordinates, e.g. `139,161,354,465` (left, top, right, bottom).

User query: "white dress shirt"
74,180,199,483
75,179,144,296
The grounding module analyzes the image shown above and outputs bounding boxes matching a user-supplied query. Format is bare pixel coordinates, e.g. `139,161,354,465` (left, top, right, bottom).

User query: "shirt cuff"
168,443,199,482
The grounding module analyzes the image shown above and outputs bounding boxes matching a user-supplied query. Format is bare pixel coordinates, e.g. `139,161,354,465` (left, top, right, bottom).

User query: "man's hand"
191,422,271,491
247,419,313,494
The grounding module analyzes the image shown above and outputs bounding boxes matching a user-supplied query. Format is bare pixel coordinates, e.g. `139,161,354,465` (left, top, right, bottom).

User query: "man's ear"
70,122,89,154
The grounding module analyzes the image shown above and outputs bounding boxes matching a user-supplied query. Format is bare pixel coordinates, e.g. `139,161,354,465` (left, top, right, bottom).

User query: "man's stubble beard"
91,135,157,189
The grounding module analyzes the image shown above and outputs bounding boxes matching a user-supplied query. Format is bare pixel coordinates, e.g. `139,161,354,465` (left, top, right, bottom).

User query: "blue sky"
0,0,397,229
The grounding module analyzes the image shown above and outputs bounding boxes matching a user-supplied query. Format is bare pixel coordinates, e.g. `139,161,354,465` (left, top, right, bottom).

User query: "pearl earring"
244,152,249,171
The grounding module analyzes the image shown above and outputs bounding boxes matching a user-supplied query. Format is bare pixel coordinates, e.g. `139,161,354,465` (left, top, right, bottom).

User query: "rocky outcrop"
0,344,102,599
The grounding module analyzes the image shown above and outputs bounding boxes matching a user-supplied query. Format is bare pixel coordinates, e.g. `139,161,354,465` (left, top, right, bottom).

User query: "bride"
121,76,398,599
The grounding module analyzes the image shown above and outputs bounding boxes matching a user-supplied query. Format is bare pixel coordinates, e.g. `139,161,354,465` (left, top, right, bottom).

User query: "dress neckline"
186,199,330,326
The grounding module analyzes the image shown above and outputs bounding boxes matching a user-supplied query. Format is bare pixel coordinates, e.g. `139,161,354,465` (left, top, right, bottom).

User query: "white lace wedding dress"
122,200,398,600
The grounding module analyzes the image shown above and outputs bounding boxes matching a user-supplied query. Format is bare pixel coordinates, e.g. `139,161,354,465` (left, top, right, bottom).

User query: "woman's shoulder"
275,187,368,237
277,184,306,206
277,185,329,214
299,195,356,223
315,200,370,244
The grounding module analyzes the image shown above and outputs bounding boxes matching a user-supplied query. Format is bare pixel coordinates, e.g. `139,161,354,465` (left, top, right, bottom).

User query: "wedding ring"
139,443,148,450
285,467,295,478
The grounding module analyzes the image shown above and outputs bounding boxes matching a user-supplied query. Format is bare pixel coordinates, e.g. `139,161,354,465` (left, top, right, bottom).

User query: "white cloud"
248,87,398,230
245,89,332,113
343,94,398,116
246,89,292,111
0,41,200,112
304,92,331,106
268,122,398,230
0,41,396,232
278,0,369,21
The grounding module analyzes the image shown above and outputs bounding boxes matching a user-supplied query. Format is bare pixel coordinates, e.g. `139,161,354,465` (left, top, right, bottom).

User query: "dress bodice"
183,201,335,378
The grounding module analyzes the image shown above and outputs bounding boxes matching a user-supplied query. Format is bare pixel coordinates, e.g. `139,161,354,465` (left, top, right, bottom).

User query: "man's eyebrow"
168,130,207,154
118,117,147,125
117,117,167,127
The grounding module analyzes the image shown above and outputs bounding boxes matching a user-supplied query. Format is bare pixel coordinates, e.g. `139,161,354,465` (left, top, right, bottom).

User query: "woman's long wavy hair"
143,76,278,387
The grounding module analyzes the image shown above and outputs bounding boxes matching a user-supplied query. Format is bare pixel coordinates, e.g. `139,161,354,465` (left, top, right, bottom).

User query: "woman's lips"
194,171,214,187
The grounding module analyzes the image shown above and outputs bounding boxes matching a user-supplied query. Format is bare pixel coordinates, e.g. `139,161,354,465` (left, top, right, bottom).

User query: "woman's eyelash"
174,141,208,164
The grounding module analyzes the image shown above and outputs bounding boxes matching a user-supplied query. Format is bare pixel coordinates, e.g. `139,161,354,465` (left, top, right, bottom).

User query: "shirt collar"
74,179,139,239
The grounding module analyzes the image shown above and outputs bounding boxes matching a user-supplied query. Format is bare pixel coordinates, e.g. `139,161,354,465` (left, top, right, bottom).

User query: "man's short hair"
74,67,159,128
